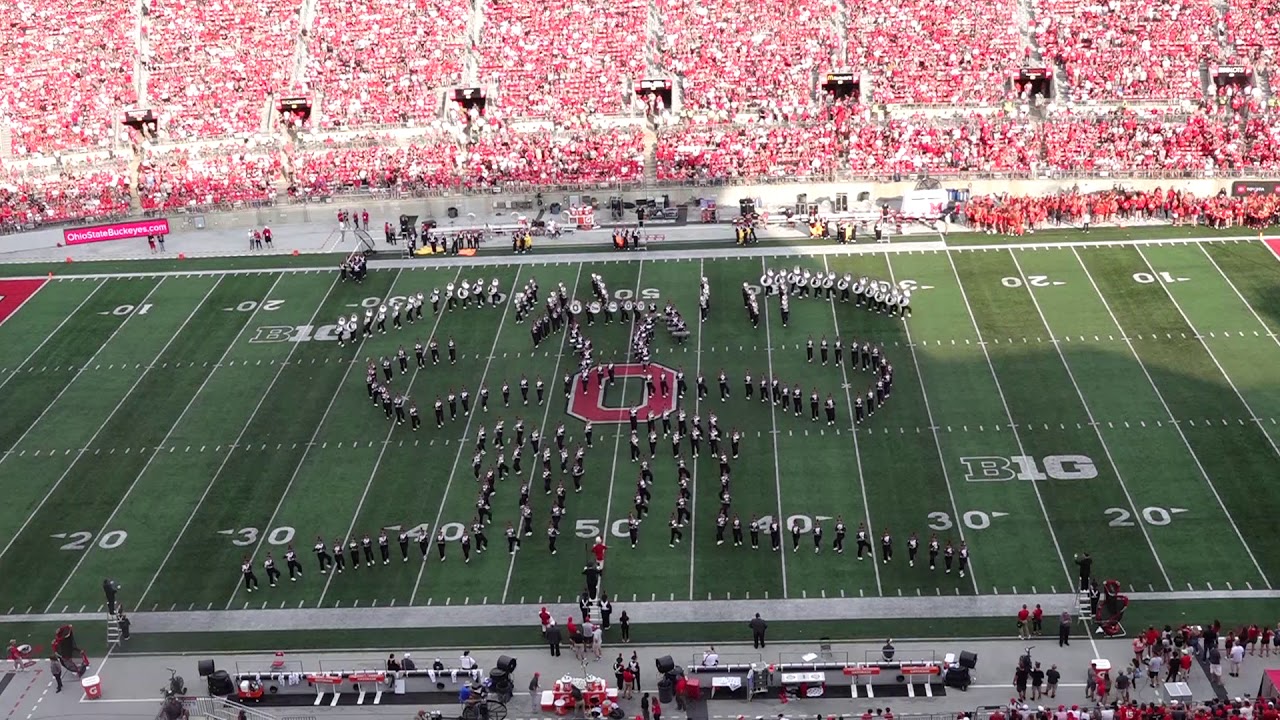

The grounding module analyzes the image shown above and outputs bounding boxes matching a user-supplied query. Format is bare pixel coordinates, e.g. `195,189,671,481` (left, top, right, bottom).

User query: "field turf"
0,237,1278,616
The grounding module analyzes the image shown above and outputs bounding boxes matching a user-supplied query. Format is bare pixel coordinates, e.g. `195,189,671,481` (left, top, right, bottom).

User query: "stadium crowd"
6,0,1280,231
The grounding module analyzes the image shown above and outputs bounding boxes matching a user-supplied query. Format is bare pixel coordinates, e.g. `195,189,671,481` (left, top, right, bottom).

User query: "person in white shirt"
702,647,719,667
1230,642,1246,677
459,650,477,670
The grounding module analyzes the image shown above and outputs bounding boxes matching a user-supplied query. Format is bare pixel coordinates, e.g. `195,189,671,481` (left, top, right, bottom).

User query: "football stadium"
3,0,1280,715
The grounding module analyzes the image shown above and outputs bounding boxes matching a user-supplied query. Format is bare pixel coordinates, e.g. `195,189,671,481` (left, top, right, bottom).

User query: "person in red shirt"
592,537,608,570
539,607,552,634
1018,605,1031,639
1032,604,1044,636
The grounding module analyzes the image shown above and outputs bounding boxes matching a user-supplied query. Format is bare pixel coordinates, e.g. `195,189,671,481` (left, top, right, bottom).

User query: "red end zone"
0,279,47,326
1265,238,1280,261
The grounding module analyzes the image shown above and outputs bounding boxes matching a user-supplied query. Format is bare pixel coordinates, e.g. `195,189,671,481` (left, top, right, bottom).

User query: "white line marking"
1071,247,1271,588
882,255,978,594
1009,250,1172,590
497,264,585,605
825,256,881,596
135,273,341,609
1197,244,1280,351
0,278,173,566
600,261,644,592
46,274,289,611
941,251,1075,588
687,258,703,600
1134,246,1280,458
0,279,107,395
759,257,789,598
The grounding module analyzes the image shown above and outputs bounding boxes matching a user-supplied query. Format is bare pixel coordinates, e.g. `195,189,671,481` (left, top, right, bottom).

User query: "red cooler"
81,675,102,699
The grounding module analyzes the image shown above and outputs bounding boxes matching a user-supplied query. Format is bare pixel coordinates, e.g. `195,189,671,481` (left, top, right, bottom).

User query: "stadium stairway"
642,126,658,184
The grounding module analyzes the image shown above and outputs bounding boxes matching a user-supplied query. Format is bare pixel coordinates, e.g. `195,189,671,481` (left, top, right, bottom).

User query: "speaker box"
944,667,970,690
738,199,755,216
207,670,234,696
958,650,977,669
549,202,563,215
655,655,675,674
447,207,459,219
496,655,517,673
197,659,216,677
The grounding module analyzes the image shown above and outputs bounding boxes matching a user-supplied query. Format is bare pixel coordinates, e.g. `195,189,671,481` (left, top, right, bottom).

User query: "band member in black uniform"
241,556,260,592
907,532,919,567
394,394,407,425
626,513,640,548
535,376,545,405
820,336,829,365
928,533,940,570
378,530,391,565
790,519,803,552
668,513,683,547
812,522,824,553
418,529,430,559
834,339,843,366
825,395,836,425
285,546,304,580
399,530,411,562
502,380,511,407
855,522,871,559
880,529,893,563
718,370,730,401
744,370,753,400
855,395,865,424
263,553,281,587
810,390,820,422
448,336,457,365
434,397,445,427
480,385,490,412
547,521,559,555
769,518,781,551
409,401,420,431
361,533,375,567
944,539,955,573
333,538,346,573
715,512,728,546
348,537,361,570
429,337,440,364
520,375,530,405
459,531,472,563
506,522,520,554
382,355,393,381
314,535,332,574
471,518,488,553
436,529,448,561
957,542,969,578
749,515,760,549
834,516,847,554
448,390,458,421
729,514,742,546
806,336,815,363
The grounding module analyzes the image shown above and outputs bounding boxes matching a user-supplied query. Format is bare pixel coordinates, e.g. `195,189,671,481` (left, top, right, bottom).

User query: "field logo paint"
566,362,679,423
960,454,1097,482
1265,238,1280,261
0,278,48,326
249,324,343,344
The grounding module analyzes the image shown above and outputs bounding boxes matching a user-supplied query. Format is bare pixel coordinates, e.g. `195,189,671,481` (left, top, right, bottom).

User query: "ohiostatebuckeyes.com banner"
63,218,171,246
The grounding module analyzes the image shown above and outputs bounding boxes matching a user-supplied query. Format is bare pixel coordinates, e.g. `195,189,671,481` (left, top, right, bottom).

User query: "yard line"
1197,244,1280,351
940,252,1075,589
0,277,209,567
324,266,517,607
823,257,883,595
0,278,167,469
1134,246,1280,459
1008,251,1173,591
758,257,789,598
1069,248,1271,589
134,274,339,611
495,264,585,605
686,259,704,600
218,268,427,609
599,262,644,584
882,255,979,594
0,279,107,396
47,274,287,612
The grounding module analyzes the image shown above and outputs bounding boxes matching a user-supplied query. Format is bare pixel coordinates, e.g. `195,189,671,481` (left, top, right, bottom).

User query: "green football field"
0,237,1278,616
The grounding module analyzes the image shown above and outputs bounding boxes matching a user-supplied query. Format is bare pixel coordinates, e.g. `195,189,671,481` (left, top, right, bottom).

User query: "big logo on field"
0,278,48,326
566,362,679,423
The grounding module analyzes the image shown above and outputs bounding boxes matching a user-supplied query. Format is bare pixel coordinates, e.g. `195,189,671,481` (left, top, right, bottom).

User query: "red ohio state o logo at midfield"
566,363,679,423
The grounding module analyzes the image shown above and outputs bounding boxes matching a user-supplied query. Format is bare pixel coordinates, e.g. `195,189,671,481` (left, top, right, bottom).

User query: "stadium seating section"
3,0,1280,228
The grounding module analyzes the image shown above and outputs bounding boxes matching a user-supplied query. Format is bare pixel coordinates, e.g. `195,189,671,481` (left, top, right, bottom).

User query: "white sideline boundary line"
318,266,488,607
1067,248,1271,589
47,274,288,612
220,268,415,610
495,265,585,605
823,256,882,596
938,251,1076,589
758,257,789,598
0,278,172,565
1134,246,1280,459
1007,250,1173,591
881,255,979,594
0,278,107,396
133,273,339,610
2,234,1266,282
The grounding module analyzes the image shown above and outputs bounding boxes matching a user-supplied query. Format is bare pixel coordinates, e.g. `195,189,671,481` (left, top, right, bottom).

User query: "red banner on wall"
63,218,171,246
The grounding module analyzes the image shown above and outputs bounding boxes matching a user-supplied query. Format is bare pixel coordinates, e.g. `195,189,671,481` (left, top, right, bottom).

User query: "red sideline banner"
63,218,170,246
